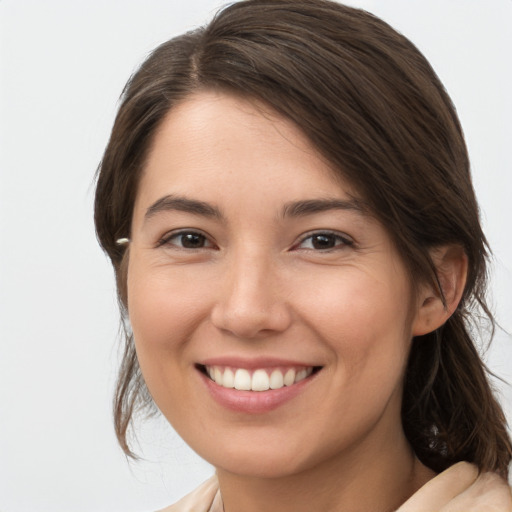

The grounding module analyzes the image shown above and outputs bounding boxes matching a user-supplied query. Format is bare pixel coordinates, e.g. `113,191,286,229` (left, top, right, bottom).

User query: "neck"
217,428,435,512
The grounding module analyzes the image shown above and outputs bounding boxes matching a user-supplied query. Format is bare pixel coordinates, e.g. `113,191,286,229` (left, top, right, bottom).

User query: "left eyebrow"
282,198,368,218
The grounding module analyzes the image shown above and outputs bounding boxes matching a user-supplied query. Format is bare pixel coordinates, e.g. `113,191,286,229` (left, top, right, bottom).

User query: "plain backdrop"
0,1,511,510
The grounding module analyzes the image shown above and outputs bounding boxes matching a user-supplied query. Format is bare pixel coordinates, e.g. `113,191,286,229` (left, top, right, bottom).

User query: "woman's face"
127,91,425,478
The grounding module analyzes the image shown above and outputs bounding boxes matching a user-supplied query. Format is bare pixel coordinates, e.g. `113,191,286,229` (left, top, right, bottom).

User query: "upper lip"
198,356,322,369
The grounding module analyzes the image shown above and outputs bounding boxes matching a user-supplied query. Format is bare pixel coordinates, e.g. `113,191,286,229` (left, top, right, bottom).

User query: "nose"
210,252,292,339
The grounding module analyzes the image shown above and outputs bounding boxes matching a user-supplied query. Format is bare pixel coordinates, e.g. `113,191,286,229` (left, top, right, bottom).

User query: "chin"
215,451,311,479
191,432,323,479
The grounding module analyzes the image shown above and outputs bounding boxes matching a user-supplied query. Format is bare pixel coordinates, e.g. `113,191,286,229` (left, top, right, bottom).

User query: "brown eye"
296,231,353,251
160,230,214,249
310,234,337,249
179,233,207,248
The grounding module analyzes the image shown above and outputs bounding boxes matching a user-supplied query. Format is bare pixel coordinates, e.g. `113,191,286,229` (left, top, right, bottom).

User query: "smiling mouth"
197,364,322,392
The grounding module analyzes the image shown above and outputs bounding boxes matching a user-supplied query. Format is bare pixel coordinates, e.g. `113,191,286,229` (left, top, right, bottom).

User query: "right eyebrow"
144,194,224,223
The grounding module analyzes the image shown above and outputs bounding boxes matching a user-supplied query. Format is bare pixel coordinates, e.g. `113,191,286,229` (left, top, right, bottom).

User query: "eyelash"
294,230,354,251
157,229,354,252
157,230,216,250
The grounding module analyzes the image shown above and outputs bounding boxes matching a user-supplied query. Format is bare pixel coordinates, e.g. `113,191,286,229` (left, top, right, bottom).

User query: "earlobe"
412,245,468,336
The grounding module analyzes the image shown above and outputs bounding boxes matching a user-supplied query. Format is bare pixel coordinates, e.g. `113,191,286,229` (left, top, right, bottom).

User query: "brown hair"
94,0,512,476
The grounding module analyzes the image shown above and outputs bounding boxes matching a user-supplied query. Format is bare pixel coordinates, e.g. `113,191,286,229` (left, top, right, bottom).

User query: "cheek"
300,268,411,340
126,262,210,370
303,274,412,435
125,262,215,425
297,269,413,385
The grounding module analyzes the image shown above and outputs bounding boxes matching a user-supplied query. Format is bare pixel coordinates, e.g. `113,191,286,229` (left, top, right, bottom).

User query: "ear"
412,245,468,336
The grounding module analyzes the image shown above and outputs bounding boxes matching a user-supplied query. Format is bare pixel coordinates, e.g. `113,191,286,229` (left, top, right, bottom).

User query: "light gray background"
1,1,511,510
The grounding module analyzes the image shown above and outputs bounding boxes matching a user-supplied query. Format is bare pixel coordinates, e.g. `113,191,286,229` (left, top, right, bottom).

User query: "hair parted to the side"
94,0,512,476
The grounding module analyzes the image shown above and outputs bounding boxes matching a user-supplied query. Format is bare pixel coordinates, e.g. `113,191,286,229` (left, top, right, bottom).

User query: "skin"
127,91,462,512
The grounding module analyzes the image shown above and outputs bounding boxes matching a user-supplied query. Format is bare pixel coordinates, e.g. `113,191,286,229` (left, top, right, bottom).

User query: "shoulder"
397,462,512,511
157,475,220,512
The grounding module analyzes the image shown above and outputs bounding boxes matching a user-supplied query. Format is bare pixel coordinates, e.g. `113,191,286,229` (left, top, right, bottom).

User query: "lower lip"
199,370,318,414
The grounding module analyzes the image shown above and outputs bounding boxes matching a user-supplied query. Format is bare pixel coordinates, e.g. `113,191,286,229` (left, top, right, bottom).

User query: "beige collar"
161,461,512,512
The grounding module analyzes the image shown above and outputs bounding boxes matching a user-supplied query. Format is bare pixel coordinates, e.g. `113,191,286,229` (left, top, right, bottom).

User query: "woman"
94,0,512,510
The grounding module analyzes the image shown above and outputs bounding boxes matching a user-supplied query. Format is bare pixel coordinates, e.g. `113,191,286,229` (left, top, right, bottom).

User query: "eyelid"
156,228,217,249
292,230,355,250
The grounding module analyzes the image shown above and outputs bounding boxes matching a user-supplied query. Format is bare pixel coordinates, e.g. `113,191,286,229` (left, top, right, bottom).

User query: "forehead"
135,91,359,211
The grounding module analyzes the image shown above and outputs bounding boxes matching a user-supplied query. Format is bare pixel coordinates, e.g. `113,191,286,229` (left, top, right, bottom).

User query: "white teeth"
295,369,306,382
269,369,284,389
284,369,296,386
295,368,307,383
252,369,270,391
214,367,223,385
205,365,315,391
295,367,313,382
222,368,235,388
234,369,252,390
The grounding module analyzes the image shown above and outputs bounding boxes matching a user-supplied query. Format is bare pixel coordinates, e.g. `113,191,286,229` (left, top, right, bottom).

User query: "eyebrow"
144,195,368,223
144,194,224,222
282,198,368,218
